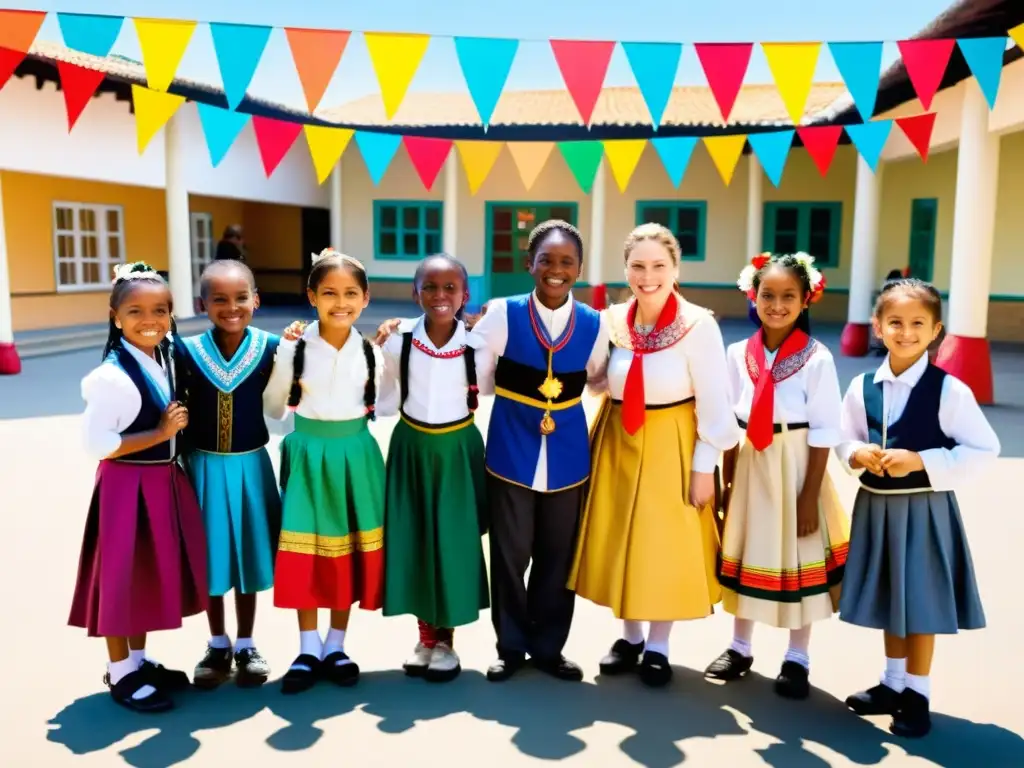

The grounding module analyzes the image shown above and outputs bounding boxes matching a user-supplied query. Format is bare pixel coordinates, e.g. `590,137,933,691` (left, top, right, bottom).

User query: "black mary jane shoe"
846,683,901,716
234,647,271,688
281,654,322,695
638,651,673,688
599,639,645,675
193,646,234,690
486,654,525,683
322,651,361,687
109,669,174,713
533,655,584,682
704,648,754,681
890,688,931,738
140,660,191,692
774,660,810,700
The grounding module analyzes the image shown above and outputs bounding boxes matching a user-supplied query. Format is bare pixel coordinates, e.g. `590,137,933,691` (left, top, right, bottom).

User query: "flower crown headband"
111,261,159,284
736,251,827,304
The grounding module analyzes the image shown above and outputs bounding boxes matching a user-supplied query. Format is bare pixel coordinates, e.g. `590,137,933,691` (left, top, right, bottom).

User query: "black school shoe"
486,653,525,682
281,654,322,694
322,651,360,687
774,660,810,700
234,648,270,688
704,648,754,681
891,688,931,738
533,655,584,682
109,669,174,713
599,639,645,675
140,660,191,692
846,683,901,716
193,646,233,689
638,651,673,688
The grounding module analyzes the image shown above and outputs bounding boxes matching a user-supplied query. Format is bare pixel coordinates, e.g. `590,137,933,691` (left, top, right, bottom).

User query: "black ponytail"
464,346,479,412
102,317,123,359
795,308,812,336
287,339,306,408
362,337,376,421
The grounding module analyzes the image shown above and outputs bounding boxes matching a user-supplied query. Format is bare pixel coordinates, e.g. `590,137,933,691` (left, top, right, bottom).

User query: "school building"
0,0,1021,405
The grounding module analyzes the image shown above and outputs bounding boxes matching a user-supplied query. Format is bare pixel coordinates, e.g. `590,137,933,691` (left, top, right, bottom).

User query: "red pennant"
57,62,107,131
550,40,615,125
403,136,452,190
694,43,753,123
0,47,27,92
252,116,304,177
896,112,937,162
897,39,955,110
796,125,843,177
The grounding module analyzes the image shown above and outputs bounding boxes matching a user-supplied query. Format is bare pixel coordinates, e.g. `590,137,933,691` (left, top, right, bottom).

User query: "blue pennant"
355,132,402,185
650,136,697,187
197,103,250,167
454,37,519,129
622,42,682,128
748,130,794,187
957,37,1007,109
828,42,883,122
210,22,273,110
846,120,892,172
57,13,124,58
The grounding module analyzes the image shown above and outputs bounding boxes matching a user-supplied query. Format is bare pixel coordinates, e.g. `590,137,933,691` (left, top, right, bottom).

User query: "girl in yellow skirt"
704,252,849,699
568,223,743,687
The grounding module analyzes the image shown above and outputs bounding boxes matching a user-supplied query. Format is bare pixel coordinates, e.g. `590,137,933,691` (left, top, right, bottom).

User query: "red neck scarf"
621,293,678,435
744,328,810,451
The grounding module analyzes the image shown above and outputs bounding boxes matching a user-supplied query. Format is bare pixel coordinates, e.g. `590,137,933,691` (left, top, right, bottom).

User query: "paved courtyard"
1,306,1022,767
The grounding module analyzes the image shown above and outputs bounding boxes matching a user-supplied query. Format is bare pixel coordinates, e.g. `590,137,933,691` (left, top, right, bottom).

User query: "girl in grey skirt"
835,278,999,739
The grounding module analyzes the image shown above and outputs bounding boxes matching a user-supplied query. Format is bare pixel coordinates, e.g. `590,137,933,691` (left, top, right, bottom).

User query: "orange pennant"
0,9,46,53
285,28,351,113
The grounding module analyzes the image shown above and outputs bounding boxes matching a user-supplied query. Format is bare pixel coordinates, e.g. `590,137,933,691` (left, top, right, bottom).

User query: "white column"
588,158,607,307
0,169,20,374
329,159,343,251
745,154,763,259
443,151,458,257
165,112,194,319
847,156,884,325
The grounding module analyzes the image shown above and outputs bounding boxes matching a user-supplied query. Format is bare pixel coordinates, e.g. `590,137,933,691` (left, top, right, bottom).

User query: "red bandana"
744,328,812,451
621,293,679,436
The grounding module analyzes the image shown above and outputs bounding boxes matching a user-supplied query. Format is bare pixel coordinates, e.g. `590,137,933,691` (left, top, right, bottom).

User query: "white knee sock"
882,657,907,692
906,673,930,700
128,649,145,666
784,626,812,669
234,637,254,652
730,618,755,657
324,628,353,665
623,620,645,645
645,621,673,657
209,634,232,650
299,629,322,659
109,657,157,700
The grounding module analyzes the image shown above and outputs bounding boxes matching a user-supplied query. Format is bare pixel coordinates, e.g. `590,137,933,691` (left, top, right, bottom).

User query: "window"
374,201,443,260
635,201,707,261
190,212,214,293
762,202,842,268
908,198,937,282
53,202,125,291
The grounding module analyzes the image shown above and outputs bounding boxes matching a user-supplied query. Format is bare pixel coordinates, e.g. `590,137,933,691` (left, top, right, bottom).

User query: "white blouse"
377,316,495,423
263,322,386,422
726,339,844,449
835,353,1001,491
81,341,175,460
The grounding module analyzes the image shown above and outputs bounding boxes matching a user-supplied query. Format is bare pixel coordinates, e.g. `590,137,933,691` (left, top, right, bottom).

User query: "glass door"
486,203,576,298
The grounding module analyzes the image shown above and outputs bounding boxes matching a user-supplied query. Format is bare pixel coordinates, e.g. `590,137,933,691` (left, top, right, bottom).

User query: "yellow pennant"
602,139,647,192
304,126,355,184
363,32,431,119
133,85,186,154
507,141,555,191
762,42,821,125
1010,24,1024,52
133,18,197,93
703,135,747,185
456,141,503,195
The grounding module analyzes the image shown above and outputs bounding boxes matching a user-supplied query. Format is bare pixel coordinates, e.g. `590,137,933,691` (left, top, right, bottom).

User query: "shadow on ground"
46,665,1024,768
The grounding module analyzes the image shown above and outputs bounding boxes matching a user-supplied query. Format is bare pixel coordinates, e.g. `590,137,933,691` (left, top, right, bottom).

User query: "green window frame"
762,202,842,268
908,198,938,282
373,200,443,261
635,200,707,261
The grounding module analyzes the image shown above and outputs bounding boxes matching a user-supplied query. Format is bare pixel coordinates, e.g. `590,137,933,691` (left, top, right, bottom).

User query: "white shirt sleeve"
725,342,745,408
920,375,1002,492
375,335,402,419
585,311,611,395
835,374,869,476
472,341,497,397
688,313,744,473
80,364,141,460
803,347,844,449
468,299,509,357
263,338,297,421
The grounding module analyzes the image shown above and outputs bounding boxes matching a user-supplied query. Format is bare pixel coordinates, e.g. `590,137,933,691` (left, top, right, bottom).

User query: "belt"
610,396,694,411
737,418,810,434
400,411,474,435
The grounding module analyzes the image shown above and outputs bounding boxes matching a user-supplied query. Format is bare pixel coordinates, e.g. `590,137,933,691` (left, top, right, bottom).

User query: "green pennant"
558,141,604,194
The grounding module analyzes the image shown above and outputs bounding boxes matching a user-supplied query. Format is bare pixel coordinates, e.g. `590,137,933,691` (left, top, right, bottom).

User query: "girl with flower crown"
704,251,850,700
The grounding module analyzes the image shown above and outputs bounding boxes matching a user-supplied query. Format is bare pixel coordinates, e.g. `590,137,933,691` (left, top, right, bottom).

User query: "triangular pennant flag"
251,116,304,177
364,32,431,119
456,140,503,194
747,130,794,187
558,141,605,193
0,48,26,92
602,139,647,192
650,136,697,187
896,112,937,162
1011,24,1024,52
285,28,351,113
508,141,555,190
56,61,107,131
355,131,402,185
621,42,682,128
828,41,883,121
703,135,747,185
550,40,616,125
305,125,354,184
694,43,753,123
896,39,955,110
134,18,197,93
210,23,272,109
403,136,453,190
0,9,46,53
846,120,892,172
796,126,843,177
957,37,1007,109
454,37,519,129
762,42,822,125
132,84,185,154
57,13,124,57
196,102,250,167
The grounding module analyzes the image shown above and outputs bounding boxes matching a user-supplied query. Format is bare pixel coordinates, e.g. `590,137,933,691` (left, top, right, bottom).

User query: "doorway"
485,202,578,298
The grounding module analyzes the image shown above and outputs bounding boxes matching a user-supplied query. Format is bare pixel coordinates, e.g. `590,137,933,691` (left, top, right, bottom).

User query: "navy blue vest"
860,363,957,492
108,344,175,462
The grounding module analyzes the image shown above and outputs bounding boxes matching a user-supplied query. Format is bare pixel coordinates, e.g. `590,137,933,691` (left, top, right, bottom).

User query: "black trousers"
487,474,584,661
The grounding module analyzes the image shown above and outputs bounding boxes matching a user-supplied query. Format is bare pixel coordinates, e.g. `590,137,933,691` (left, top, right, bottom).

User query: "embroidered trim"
186,328,268,394
411,337,466,359
216,390,233,453
610,301,697,352
528,297,576,352
746,340,819,384
277,528,383,558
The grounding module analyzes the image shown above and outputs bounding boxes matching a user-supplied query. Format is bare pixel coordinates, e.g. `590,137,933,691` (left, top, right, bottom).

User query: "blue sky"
26,0,954,110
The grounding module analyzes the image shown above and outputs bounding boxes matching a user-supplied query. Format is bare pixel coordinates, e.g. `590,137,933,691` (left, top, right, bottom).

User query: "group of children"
69,221,997,741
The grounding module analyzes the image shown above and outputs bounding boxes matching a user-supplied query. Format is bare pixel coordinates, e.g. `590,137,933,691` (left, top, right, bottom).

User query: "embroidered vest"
108,345,175,462
399,331,477,423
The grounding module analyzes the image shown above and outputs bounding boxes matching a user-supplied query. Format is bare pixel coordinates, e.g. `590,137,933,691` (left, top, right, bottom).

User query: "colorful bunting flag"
285,28,351,113
650,136,697,187
896,38,955,110
895,112,937,162
56,61,107,131
602,139,647,192
0,47,24,92
508,141,555,191
558,141,604,193
845,120,892,172
1011,24,1024,52
747,130,794,187
210,23,272,109
796,126,843,177
134,18,197,93
57,13,124,58
403,136,452,190
622,42,682,128
456,140,503,194
0,9,45,53
305,125,354,184
252,116,304,177
364,32,431,119
703,134,747,185
762,42,821,125
355,131,402,185
455,37,519,129
196,102,250,166
693,43,753,123
132,84,185,154
827,41,882,121
957,37,1007,109
550,40,616,126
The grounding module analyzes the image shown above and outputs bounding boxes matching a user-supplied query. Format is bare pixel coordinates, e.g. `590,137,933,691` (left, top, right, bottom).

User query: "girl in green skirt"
376,254,492,682
263,249,386,694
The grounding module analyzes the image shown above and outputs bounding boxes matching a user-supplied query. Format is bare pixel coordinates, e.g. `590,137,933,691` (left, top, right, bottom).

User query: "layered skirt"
274,415,385,611
568,398,722,621
68,460,209,637
719,426,850,628
839,488,986,636
186,447,281,597
383,413,489,628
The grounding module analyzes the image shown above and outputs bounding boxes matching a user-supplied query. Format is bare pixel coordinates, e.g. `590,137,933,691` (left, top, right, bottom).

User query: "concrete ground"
1,306,1022,767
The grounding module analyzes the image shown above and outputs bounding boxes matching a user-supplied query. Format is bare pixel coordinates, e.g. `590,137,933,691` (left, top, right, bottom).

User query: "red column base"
840,322,871,357
934,334,993,405
591,283,607,310
0,341,21,375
